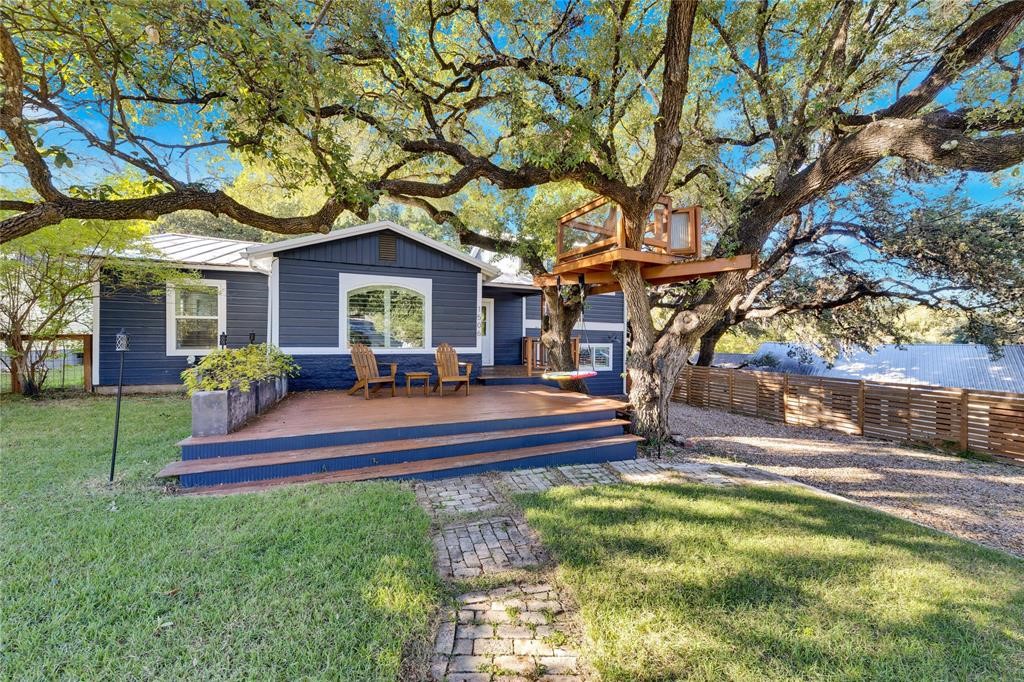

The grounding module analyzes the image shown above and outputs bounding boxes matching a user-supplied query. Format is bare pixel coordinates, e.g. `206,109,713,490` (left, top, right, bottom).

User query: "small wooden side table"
405,371,432,397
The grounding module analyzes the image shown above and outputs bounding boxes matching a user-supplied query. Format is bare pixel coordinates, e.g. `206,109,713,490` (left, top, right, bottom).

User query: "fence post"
857,381,865,435
959,389,970,451
728,369,735,412
782,374,789,424
82,334,93,392
907,385,913,441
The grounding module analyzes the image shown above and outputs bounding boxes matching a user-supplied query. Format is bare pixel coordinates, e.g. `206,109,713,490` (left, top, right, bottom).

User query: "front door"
480,298,494,366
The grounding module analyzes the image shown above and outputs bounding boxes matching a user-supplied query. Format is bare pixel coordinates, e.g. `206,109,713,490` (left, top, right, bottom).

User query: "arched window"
347,285,425,349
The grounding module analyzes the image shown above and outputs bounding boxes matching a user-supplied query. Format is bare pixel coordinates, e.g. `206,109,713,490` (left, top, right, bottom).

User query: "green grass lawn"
1,364,85,393
519,483,1024,681
1,395,440,680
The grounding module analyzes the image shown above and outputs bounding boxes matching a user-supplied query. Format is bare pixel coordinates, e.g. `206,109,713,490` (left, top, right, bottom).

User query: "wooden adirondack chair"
348,343,397,399
433,343,472,397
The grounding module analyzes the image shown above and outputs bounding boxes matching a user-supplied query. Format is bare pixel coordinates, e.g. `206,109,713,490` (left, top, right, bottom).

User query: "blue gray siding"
483,287,527,366
98,268,268,386
278,230,478,348
524,291,624,323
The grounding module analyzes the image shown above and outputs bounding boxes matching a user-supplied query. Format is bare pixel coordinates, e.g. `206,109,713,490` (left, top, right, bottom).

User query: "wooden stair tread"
177,398,627,447
159,419,631,478
180,434,643,496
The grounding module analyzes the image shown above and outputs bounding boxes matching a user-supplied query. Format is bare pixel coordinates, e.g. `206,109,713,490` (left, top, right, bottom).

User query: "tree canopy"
2,0,1022,436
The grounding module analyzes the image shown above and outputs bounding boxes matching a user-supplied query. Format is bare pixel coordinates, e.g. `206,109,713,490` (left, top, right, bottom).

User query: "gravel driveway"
668,403,1024,558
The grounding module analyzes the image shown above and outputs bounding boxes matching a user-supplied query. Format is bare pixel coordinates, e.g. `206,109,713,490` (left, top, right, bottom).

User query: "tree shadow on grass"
517,482,1024,680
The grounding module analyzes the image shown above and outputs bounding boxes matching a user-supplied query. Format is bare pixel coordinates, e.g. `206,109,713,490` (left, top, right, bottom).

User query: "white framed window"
579,343,613,371
165,279,227,356
339,274,432,352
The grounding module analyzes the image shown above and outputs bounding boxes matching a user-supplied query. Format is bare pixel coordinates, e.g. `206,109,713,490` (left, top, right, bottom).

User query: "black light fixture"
249,330,256,345
109,328,129,483
219,331,228,348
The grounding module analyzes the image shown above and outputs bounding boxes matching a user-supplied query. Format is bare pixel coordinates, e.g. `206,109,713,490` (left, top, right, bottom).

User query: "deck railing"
556,195,700,265
672,365,1024,464
522,337,581,376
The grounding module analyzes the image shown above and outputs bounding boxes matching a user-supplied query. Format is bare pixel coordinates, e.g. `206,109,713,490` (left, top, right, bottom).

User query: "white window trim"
91,280,100,388
339,273,432,353
579,342,614,372
165,279,227,357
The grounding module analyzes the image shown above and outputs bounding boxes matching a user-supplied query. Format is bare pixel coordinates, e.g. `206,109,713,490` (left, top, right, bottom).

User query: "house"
92,221,628,395
747,342,1024,393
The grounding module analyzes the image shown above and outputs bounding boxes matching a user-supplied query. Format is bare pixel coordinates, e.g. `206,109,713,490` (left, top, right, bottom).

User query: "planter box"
191,376,289,437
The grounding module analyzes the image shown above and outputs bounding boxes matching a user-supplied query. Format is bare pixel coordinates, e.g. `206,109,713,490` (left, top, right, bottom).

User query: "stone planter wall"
190,376,289,437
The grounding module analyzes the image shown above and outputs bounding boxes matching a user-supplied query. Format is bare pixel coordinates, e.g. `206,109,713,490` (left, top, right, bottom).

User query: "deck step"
159,418,630,482
180,434,643,496
179,403,624,459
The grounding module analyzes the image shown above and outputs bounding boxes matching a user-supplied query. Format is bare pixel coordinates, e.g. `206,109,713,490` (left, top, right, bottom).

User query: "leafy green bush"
181,344,299,396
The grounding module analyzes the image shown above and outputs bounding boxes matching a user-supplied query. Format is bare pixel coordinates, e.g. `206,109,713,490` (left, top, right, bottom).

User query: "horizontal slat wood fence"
672,366,1024,464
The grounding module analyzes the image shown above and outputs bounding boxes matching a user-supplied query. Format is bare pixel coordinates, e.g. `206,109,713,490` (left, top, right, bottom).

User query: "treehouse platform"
534,196,752,293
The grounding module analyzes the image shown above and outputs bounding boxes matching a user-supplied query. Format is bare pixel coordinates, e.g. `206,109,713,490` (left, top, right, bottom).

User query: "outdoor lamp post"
109,328,129,483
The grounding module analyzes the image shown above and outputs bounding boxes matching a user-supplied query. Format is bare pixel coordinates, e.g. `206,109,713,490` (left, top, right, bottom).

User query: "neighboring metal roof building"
686,352,752,368
749,342,1024,393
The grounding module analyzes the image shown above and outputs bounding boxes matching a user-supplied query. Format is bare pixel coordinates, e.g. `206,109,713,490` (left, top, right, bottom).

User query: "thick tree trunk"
539,285,587,394
695,321,729,366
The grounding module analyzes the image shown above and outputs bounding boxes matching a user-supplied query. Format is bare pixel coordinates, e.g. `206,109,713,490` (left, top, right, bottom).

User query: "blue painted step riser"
391,442,636,482
185,442,638,490
179,424,626,488
182,409,620,459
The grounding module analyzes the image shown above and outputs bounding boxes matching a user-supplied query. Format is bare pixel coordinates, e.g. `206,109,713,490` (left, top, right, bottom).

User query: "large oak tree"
2,0,1022,438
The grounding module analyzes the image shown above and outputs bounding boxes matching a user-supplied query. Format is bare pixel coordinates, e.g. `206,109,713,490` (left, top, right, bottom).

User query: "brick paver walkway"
500,467,565,494
432,584,581,681
557,462,618,486
435,516,544,579
418,475,505,514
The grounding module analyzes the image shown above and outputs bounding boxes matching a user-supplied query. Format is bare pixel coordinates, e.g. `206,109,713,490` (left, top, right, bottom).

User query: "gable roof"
124,233,259,269
750,342,1024,393
244,221,502,279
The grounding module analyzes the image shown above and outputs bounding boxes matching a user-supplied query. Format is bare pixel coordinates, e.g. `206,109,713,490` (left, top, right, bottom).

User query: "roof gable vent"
378,233,397,262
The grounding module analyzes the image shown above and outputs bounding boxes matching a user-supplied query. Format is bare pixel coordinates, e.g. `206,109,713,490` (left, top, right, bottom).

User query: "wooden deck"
163,384,637,491
181,384,627,447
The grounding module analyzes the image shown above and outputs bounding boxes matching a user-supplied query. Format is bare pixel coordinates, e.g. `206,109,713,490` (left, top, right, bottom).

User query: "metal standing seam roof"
141,233,260,268
749,342,1024,394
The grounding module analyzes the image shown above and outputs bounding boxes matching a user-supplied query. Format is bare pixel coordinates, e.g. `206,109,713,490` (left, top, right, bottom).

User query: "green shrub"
181,344,299,396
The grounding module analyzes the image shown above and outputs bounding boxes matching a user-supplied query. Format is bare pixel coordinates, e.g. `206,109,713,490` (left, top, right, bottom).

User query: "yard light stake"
109,329,129,483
